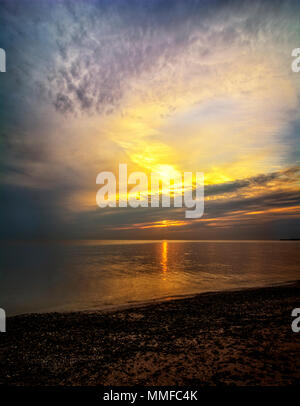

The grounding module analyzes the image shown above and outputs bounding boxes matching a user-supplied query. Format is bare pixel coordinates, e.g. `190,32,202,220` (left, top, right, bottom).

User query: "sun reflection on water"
161,240,168,279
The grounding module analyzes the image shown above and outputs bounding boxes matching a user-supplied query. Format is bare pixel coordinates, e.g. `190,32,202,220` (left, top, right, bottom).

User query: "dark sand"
1,283,300,386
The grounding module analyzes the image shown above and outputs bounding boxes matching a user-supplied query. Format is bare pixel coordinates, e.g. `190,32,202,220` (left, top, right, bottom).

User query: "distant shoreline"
1,281,300,385
2,239,300,244
280,238,300,241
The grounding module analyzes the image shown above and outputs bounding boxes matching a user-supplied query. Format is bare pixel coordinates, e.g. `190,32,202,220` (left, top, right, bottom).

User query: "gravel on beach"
1,282,300,386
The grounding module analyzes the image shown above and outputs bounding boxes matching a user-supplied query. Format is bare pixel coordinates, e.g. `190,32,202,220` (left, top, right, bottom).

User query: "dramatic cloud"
0,0,299,239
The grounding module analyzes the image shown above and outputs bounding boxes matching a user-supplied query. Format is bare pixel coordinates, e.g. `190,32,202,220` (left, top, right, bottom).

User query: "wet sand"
1,282,300,386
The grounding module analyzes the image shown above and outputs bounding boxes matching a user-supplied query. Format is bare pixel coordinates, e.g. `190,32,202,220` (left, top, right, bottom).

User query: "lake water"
1,240,300,315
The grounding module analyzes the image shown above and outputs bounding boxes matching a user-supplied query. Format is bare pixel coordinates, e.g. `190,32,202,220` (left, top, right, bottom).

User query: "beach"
1,282,300,386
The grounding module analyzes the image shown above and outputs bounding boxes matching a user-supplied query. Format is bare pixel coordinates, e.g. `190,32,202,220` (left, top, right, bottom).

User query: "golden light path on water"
161,241,168,280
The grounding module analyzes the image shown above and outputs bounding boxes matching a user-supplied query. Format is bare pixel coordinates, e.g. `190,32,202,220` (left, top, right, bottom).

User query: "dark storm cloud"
0,183,67,239
206,189,300,218
205,167,299,196
1,131,48,164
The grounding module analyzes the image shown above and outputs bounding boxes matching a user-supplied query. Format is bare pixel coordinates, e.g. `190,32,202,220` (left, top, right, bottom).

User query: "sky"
0,0,300,240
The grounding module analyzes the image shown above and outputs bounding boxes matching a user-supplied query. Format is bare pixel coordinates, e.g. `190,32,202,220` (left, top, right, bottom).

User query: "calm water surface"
1,240,300,315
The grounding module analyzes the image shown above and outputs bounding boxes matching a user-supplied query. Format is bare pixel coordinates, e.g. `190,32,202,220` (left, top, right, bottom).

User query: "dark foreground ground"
1,283,300,386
